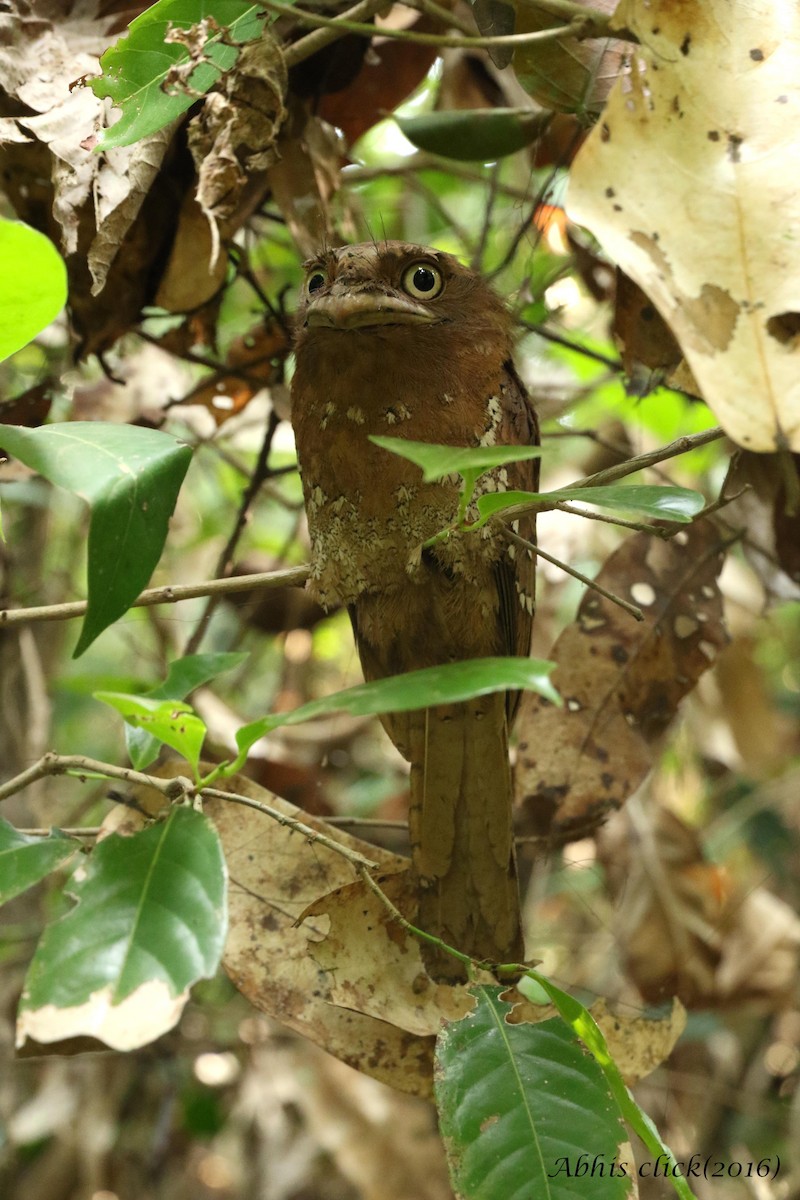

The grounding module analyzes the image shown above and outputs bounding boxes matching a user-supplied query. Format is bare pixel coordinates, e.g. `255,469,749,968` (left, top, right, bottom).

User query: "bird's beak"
305,292,437,329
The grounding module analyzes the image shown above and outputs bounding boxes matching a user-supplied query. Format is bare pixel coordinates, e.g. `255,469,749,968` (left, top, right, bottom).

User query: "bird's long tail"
406,692,523,981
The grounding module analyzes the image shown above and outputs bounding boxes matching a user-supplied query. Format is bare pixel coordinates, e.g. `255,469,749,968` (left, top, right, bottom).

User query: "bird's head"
294,241,511,344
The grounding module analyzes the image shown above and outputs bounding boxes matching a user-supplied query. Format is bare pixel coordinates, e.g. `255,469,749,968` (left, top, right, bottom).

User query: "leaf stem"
502,528,645,621
201,788,380,870
265,0,615,51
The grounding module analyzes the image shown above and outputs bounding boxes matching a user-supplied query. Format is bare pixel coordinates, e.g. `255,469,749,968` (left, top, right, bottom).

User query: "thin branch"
519,320,623,370
571,426,725,490
550,500,675,537
0,565,310,629
345,159,534,202
283,0,392,67
494,426,726,527
183,410,281,656
267,0,617,53
0,754,193,804
200,787,379,870
404,0,476,35
503,528,645,621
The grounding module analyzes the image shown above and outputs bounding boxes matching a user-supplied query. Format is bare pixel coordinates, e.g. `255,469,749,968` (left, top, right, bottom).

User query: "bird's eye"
306,270,326,295
401,263,443,301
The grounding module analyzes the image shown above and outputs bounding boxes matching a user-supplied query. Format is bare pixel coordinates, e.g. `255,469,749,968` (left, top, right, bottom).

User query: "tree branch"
0,566,310,628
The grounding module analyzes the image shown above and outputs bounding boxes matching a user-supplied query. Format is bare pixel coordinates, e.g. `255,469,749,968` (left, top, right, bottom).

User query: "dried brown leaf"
302,874,479,1036
187,31,287,258
515,521,729,841
597,803,800,1008
203,774,437,1096
723,451,800,597
267,104,342,257
513,0,625,115
568,0,800,451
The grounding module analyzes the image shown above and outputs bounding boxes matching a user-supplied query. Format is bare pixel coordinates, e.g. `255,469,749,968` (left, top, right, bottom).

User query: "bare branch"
0,565,310,629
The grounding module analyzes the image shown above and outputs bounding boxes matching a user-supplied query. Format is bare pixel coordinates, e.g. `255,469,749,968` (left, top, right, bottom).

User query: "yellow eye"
306,269,326,295
401,262,443,301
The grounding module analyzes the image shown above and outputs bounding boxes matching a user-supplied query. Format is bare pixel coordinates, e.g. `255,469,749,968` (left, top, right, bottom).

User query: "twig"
183,410,280,656
550,500,675,537
283,0,391,67
570,427,725,490
200,787,379,870
266,0,616,51
0,754,193,804
15,827,101,838
345,159,534,202
503,527,645,621
405,0,476,35
0,565,310,628
519,320,623,370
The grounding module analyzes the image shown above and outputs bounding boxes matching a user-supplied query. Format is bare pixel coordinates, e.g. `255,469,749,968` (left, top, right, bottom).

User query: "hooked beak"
305,292,437,329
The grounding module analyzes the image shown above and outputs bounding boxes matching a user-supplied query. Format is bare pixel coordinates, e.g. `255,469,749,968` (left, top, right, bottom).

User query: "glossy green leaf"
125,652,247,770
435,985,631,1200
396,109,550,162
0,423,192,656
523,971,696,1200
370,436,544,482
222,657,559,778
89,0,271,149
0,819,79,905
18,807,227,1051
95,692,207,774
0,220,67,362
476,484,705,524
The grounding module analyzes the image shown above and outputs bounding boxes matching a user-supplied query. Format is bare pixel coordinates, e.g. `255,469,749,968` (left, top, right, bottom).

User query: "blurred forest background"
1,0,800,1197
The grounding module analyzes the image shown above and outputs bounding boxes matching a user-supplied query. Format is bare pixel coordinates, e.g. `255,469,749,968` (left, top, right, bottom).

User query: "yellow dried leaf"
567,0,800,451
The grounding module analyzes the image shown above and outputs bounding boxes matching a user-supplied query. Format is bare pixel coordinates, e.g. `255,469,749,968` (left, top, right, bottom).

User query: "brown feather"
291,242,538,978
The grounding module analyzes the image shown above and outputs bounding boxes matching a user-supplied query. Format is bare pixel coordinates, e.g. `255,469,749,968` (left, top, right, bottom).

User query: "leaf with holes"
95,692,207,775
0,819,79,905
17,807,226,1051
0,423,192,656
435,985,631,1199
89,0,272,149
514,521,729,840
123,652,246,770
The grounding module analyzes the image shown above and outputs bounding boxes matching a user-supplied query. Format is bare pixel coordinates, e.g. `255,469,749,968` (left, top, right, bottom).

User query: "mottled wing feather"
493,361,539,723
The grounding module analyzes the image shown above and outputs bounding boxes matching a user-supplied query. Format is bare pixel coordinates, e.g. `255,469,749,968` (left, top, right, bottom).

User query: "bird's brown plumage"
291,241,538,978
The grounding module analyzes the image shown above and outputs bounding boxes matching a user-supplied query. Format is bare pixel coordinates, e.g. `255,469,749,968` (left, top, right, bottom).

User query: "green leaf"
435,985,631,1200
18,807,227,1051
370,436,544,482
221,657,559,779
126,652,247,770
0,423,192,656
0,220,67,362
396,109,550,162
523,971,697,1200
0,819,79,905
95,692,207,774
476,484,705,524
89,0,271,149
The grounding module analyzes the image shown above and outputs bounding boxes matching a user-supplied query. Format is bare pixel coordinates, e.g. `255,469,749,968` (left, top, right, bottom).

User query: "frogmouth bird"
291,241,538,979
